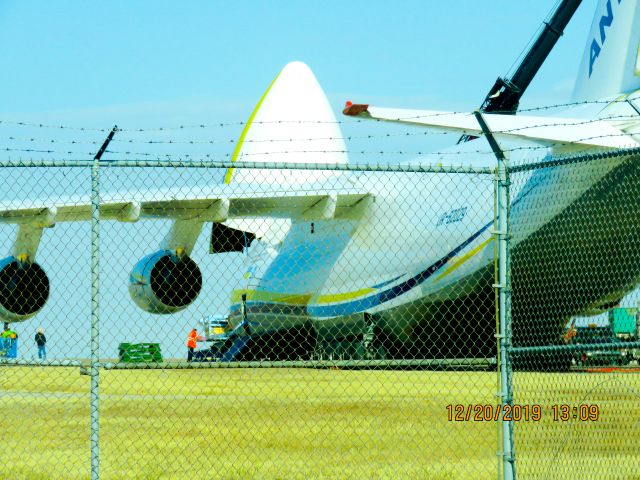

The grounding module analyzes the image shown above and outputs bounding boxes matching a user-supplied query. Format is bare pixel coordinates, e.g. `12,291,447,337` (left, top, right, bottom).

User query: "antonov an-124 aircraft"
2,0,640,362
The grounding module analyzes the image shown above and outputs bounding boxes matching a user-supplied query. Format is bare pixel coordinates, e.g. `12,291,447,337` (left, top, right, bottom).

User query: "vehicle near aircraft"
2,0,640,365
574,337,630,366
196,314,235,361
609,307,639,340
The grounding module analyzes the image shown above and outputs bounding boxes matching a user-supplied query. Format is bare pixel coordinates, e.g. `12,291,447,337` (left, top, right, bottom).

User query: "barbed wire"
102,149,482,159
3,146,495,158
4,128,637,159
2,147,97,156
0,130,459,148
0,120,108,132
518,98,614,113
112,130,454,145
0,98,631,133
2,114,639,153
114,111,640,143
0,101,638,162
103,125,640,157
2,112,639,149
2,136,101,145
479,113,640,135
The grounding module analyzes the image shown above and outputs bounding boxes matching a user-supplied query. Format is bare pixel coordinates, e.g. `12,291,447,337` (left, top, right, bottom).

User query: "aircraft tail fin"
223,61,347,185
573,0,640,101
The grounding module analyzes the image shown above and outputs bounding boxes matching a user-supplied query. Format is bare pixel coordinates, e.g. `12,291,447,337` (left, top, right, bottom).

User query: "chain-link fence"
0,154,638,479
510,149,640,480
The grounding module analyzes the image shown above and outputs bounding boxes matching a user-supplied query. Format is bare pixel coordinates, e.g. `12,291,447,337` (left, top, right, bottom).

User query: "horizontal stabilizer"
343,104,638,148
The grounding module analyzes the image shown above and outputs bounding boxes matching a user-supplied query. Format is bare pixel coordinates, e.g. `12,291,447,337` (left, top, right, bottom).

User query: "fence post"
473,111,515,480
89,126,116,480
90,154,101,480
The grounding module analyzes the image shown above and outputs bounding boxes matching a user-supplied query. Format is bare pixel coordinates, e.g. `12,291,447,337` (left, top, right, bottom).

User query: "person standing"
1,324,18,359
35,327,47,361
187,328,205,362
1,324,11,356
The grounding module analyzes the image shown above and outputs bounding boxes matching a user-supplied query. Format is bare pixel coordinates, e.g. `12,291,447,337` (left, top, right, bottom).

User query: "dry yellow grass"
0,367,639,479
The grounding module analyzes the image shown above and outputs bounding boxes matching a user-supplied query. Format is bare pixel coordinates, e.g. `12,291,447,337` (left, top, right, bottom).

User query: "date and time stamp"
446,404,600,422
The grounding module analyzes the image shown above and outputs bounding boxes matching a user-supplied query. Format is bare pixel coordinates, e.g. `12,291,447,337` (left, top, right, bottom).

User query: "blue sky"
1,1,596,126
0,1,600,164
0,1,610,359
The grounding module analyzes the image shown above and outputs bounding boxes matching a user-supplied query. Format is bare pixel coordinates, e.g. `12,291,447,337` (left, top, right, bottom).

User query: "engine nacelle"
0,256,49,322
129,250,202,314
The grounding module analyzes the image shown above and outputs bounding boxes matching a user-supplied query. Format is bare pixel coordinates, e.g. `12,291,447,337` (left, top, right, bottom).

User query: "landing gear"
312,314,387,361
362,314,386,360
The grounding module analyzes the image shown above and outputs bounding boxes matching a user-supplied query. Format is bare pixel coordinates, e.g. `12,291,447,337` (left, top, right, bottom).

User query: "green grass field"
1,367,639,479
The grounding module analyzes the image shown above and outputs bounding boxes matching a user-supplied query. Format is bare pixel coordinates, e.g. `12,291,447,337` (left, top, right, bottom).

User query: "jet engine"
129,250,202,314
0,256,50,322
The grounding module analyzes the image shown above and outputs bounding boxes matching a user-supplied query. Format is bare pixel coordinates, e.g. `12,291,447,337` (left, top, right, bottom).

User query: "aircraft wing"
343,104,638,148
0,183,372,226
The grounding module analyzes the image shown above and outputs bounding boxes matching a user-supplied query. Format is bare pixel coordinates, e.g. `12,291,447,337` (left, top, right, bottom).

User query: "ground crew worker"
0,324,10,356
187,328,205,362
564,320,577,344
35,327,47,361
1,324,18,358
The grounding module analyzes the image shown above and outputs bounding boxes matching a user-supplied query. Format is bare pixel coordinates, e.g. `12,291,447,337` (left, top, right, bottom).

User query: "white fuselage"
227,99,640,345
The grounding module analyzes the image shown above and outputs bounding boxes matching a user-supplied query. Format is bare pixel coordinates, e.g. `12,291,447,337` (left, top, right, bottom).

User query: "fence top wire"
0,158,496,174
3,113,640,160
0,98,623,132
509,146,640,173
0,147,632,168
2,144,639,174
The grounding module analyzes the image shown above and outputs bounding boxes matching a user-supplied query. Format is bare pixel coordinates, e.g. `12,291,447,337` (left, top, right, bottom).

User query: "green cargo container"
609,308,637,336
118,343,162,363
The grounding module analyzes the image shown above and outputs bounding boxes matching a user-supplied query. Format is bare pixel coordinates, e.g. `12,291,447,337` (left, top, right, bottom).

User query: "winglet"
343,101,370,117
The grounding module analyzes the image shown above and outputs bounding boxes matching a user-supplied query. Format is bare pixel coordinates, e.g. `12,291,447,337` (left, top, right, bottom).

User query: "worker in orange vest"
187,328,205,362
563,319,577,344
